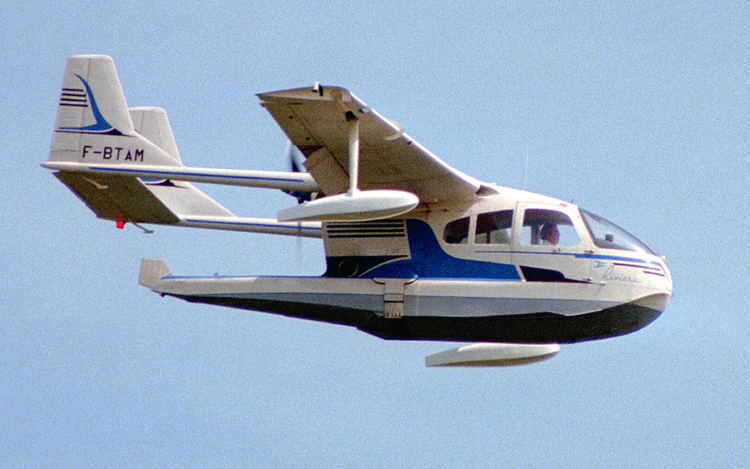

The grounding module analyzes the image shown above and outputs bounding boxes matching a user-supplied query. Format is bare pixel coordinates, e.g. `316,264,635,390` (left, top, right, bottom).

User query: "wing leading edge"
258,86,484,204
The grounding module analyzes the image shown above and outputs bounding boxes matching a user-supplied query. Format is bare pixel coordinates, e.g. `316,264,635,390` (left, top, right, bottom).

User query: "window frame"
474,209,514,246
511,204,589,252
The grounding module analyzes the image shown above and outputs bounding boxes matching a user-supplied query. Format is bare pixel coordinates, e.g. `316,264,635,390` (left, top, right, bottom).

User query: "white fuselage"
146,185,672,344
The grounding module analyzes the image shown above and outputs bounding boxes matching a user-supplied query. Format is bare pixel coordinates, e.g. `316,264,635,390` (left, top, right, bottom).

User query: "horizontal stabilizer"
425,343,560,367
54,171,180,224
52,170,234,224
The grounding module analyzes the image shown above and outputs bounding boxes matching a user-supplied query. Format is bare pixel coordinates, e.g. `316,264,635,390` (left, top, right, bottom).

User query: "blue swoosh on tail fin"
57,75,124,135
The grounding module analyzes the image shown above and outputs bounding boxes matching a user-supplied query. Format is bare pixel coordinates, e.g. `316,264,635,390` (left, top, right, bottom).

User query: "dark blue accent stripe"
573,252,663,267
505,249,662,267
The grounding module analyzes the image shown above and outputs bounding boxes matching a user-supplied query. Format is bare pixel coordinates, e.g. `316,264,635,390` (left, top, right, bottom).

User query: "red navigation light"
116,220,126,229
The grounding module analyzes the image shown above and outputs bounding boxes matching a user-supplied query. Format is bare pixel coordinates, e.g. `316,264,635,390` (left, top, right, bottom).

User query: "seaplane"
43,55,672,367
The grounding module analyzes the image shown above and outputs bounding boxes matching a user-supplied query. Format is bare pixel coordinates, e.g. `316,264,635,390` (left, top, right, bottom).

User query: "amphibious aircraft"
44,55,672,366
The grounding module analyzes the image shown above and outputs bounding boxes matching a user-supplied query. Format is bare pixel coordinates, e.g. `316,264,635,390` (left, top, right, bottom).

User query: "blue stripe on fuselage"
360,219,521,280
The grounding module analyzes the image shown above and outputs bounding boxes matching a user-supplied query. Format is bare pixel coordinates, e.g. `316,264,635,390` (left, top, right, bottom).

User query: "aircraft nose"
647,258,673,314
635,257,673,314
661,258,674,295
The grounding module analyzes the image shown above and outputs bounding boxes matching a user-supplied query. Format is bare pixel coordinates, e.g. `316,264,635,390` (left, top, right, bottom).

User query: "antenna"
132,221,154,234
523,142,530,191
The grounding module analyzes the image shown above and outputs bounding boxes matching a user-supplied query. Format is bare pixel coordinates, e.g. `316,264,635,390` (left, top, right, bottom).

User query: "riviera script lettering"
602,265,641,283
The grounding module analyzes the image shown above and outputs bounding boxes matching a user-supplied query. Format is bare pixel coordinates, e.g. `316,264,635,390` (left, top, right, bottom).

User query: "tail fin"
129,106,182,163
48,55,233,227
53,55,133,138
50,55,178,167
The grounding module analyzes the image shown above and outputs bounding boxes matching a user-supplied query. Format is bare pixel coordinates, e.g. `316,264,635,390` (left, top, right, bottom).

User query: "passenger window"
475,210,513,244
521,209,580,246
444,217,470,244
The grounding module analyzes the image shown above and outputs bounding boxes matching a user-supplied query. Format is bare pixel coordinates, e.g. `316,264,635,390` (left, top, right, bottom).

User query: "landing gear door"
511,203,591,283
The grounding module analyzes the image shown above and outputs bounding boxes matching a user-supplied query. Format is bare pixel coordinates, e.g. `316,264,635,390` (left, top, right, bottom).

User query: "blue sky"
2,1,749,467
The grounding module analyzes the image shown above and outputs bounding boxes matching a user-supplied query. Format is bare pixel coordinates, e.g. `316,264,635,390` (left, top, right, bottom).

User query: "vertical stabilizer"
49,55,180,167
52,55,134,154
130,107,182,163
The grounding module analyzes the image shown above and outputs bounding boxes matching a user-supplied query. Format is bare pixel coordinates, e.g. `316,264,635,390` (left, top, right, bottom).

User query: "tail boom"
42,161,319,192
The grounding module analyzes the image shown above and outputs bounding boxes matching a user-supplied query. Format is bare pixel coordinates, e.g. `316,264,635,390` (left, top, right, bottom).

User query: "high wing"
258,86,486,204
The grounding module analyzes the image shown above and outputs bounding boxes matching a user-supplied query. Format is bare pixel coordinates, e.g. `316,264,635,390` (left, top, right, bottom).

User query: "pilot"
540,223,559,246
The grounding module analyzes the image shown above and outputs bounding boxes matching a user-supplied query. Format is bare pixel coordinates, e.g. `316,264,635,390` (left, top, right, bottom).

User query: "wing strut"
346,110,360,196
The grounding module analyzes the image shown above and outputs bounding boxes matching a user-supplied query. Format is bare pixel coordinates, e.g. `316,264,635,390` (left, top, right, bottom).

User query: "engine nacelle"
277,189,419,222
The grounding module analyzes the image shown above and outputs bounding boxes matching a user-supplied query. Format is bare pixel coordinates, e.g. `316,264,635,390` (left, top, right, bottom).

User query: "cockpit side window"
444,216,470,244
475,210,513,244
521,209,580,246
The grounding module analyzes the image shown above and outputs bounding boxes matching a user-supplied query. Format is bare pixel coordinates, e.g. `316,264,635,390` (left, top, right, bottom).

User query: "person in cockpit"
541,223,559,246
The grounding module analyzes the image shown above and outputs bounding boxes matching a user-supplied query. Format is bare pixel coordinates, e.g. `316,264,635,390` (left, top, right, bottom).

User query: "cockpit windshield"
580,209,655,255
